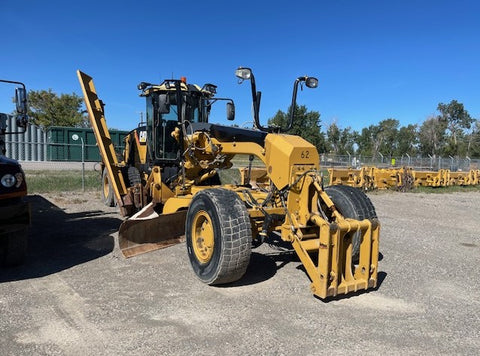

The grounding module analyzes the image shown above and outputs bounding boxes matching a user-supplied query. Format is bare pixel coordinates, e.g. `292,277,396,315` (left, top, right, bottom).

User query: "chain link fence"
320,154,480,172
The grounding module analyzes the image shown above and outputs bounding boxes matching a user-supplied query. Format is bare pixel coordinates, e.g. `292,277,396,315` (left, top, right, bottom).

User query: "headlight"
1,174,16,188
235,67,252,80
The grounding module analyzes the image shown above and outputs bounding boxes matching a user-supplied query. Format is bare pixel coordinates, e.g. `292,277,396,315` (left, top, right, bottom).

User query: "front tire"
186,189,252,285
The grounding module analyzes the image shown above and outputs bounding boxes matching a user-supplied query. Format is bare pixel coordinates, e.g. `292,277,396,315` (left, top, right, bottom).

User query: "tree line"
270,100,480,159
23,89,480,158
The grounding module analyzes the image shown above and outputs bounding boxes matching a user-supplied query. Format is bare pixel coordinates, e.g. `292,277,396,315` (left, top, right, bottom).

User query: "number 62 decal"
301,150,310,159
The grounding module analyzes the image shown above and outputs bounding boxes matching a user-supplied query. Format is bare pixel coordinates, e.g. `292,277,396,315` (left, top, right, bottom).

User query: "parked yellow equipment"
413,169,447,187
77,68,380,299
328,166,414,191
329,166,479,190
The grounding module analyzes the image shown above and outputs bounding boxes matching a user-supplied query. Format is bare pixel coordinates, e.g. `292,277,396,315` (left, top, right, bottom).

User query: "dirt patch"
1,190,479,355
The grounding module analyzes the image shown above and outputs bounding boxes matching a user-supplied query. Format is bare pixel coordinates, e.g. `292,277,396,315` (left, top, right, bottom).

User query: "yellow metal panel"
328,168,362,187
77,70,128,210
264,134,319,189
163,196,193,214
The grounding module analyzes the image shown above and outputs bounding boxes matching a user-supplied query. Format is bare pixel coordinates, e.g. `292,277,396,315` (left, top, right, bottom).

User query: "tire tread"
187,188,252,285
325,185,377,259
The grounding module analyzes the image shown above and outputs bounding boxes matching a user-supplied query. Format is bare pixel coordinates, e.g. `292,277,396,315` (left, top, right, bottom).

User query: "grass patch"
231,154,265,168
25,170,102,193
411,185,480,194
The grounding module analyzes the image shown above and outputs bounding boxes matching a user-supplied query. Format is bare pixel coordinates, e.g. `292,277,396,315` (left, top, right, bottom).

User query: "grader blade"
118,203,187,258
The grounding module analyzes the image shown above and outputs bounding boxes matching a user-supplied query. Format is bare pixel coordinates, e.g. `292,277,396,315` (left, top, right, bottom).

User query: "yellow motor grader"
77,68,380,299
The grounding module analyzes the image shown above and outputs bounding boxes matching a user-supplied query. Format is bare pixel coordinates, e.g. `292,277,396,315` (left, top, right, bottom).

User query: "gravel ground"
1,190,479,356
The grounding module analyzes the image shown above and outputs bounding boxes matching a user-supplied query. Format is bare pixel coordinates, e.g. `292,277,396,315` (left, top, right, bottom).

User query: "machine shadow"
0,195,121,282
228,245,387,299
223,248,300,287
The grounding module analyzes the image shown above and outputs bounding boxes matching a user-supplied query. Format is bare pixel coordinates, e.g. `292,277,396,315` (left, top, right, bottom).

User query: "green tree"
466,119,480,158
338,127,356,155
437,100,473,155
27,89,86,128
268,105,327,152
377,118,399,157
326,122,355,155
395,124,418,156
356,119,399,158
326,122,341,153
356,126,374,156
418,115,447,158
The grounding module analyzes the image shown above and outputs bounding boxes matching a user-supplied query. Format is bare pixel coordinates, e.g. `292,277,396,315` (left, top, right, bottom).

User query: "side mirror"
235,66,264,130
158,94,170,114
287,76,319,132
226,102,235,121
15,87,28,115
15,87,28,129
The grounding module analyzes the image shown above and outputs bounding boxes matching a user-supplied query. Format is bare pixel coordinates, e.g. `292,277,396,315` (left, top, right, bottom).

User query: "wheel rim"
103,173,109,199
191,210,214,264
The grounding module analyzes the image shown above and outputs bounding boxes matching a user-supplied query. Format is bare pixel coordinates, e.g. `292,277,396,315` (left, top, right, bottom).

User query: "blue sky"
1,0,479,132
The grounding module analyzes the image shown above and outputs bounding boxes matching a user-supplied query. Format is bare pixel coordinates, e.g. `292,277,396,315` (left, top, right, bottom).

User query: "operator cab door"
146,94,179,162
146,91,206,164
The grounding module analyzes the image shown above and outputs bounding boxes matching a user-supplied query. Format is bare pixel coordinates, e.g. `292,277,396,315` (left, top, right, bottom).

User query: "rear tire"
325,185,377,260
127,166,142,186
186,188,252,285
102,168,115,207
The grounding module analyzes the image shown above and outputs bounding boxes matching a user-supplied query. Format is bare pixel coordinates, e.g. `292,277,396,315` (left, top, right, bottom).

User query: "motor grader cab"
137,77,237,180
78,68,380,299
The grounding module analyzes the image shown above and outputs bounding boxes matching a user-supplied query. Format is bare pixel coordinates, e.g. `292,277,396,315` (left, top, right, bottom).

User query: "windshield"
165,93,206,124
151,92,208,160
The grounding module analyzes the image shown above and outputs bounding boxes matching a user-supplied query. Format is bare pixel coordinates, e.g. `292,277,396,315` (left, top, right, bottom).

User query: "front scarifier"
262,133,379,299
286,174,380,298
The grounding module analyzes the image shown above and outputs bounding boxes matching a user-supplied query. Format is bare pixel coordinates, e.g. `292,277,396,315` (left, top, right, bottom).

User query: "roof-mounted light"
137,82,151,90
305,77,318,89
202,83,217,94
